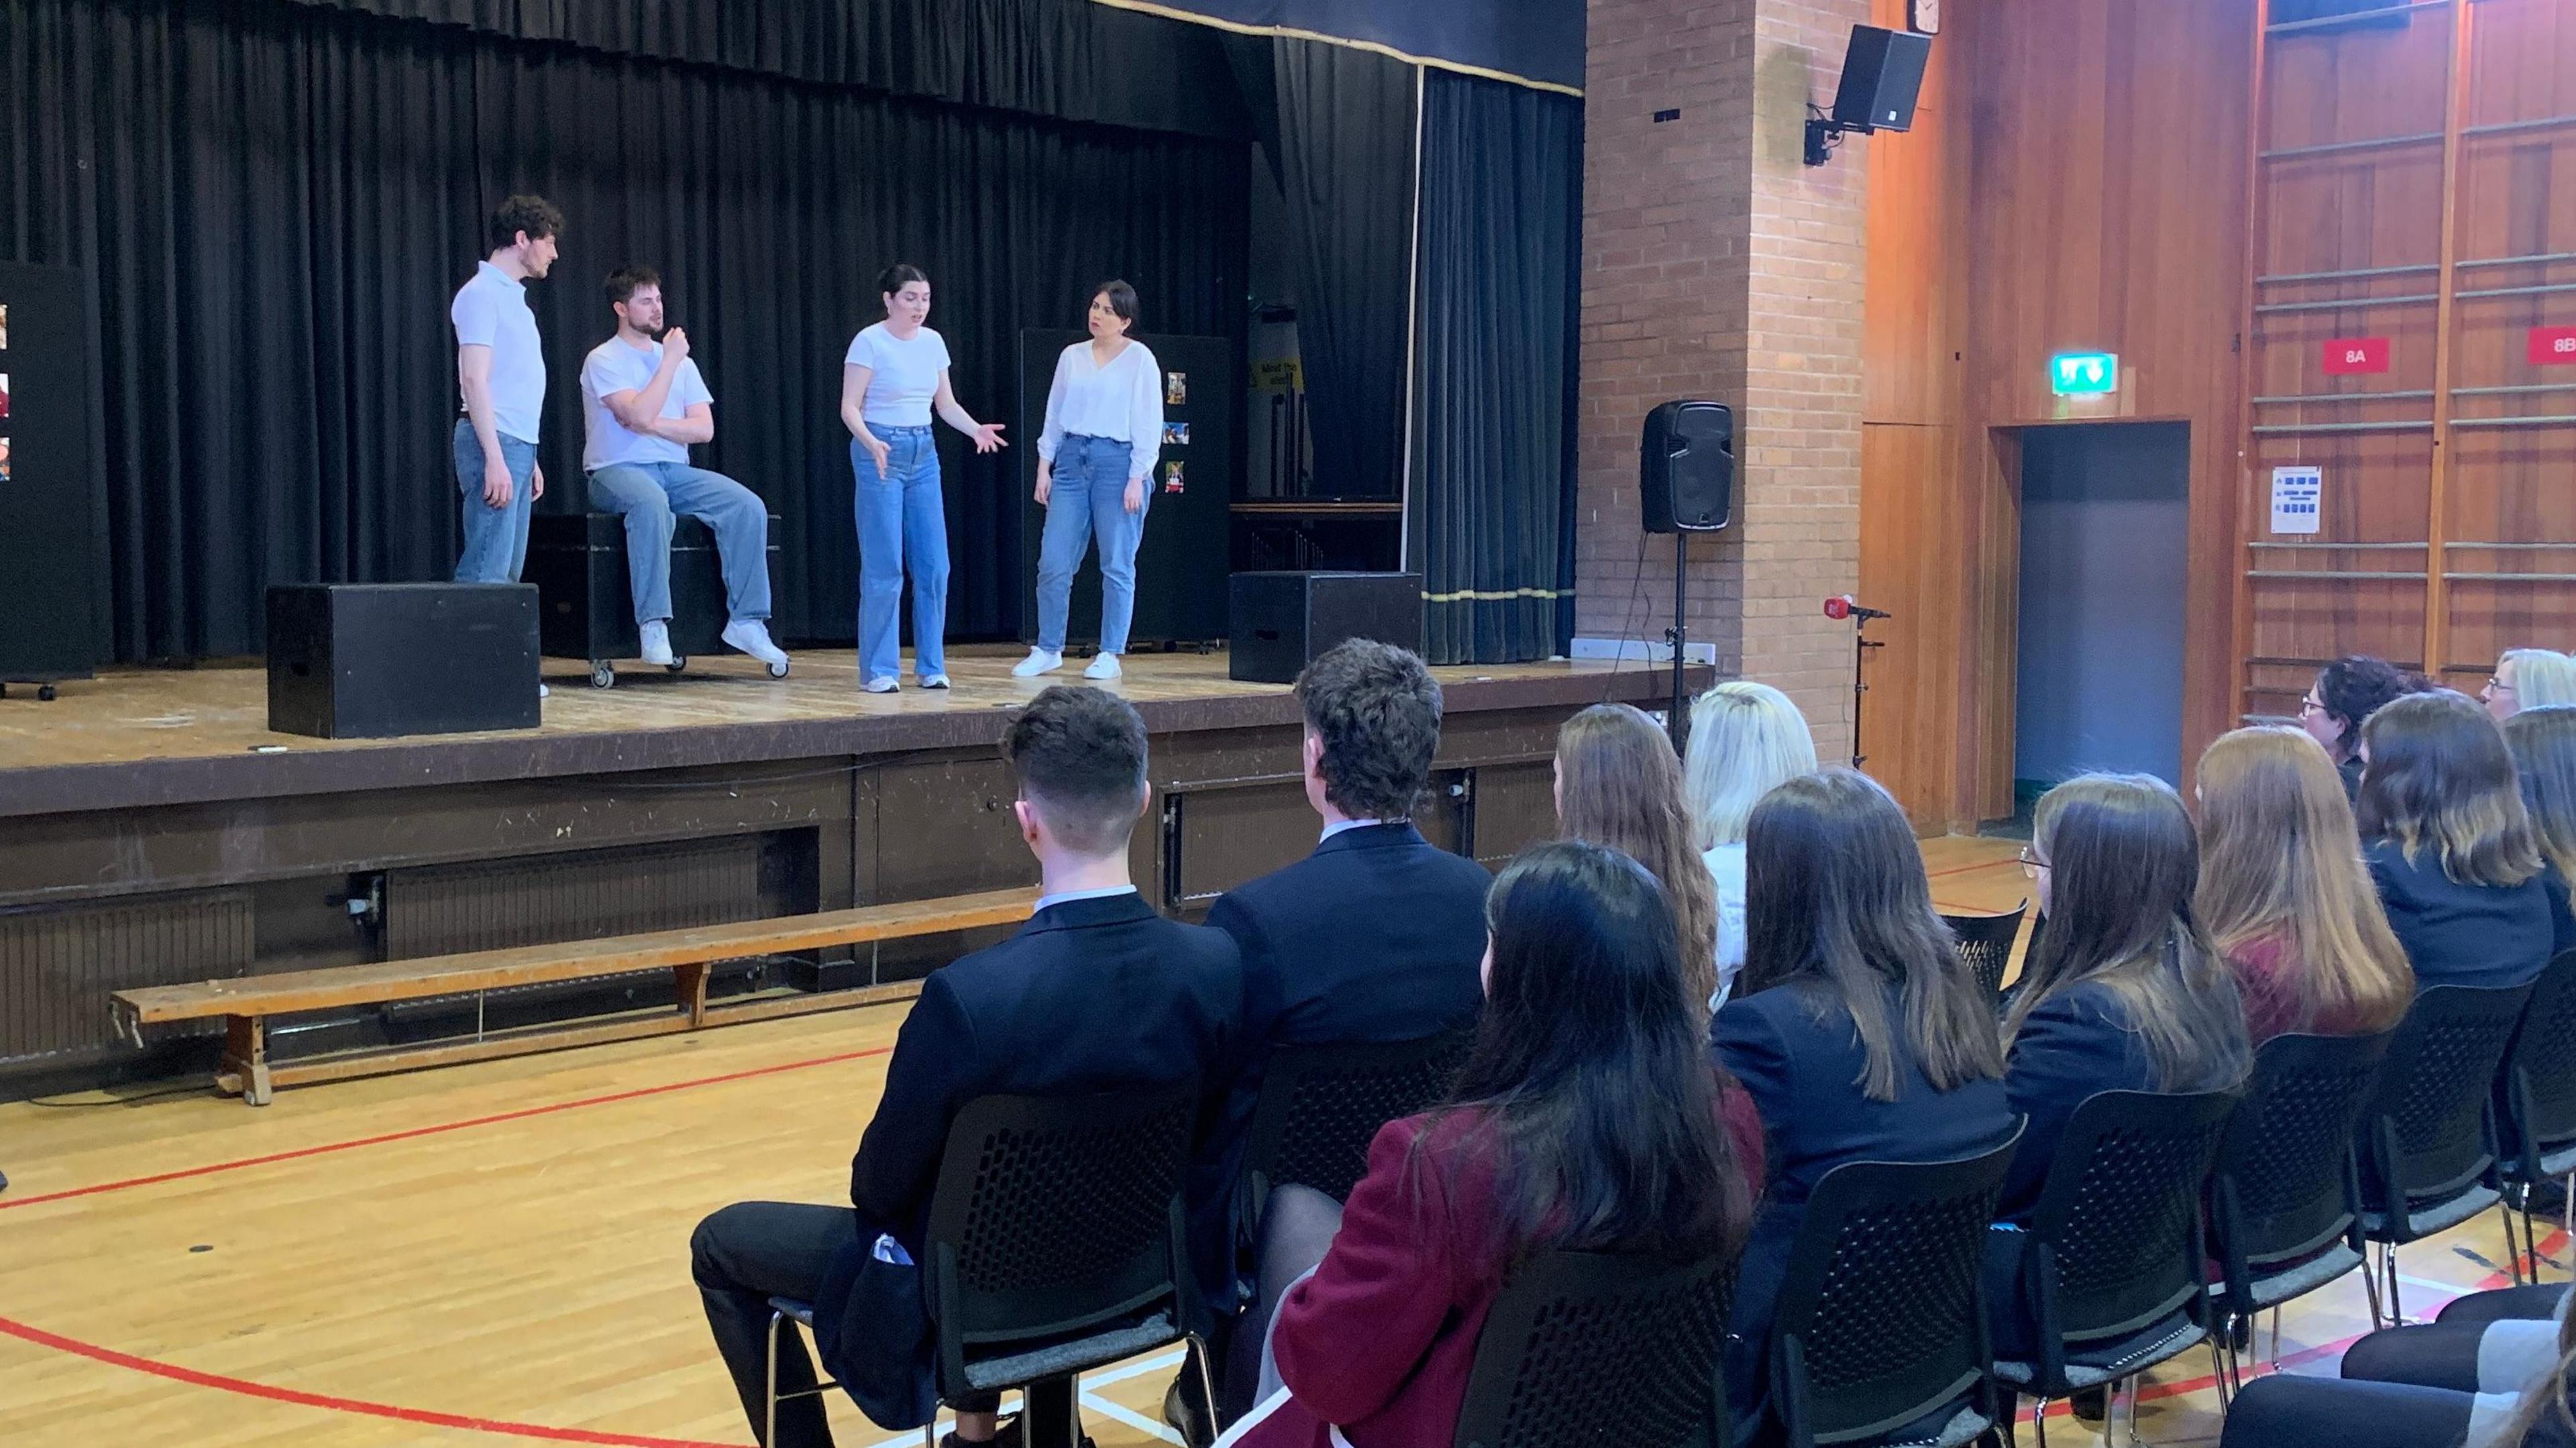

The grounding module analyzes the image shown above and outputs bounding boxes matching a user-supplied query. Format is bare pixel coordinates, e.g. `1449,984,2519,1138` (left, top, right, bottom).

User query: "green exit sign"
2050,351,2120,395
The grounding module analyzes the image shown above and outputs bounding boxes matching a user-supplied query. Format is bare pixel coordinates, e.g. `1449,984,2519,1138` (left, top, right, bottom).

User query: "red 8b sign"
2533,326,2576,367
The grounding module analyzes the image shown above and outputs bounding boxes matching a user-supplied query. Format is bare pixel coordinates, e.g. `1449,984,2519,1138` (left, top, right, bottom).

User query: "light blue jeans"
585,461,773,625
853,426,947,683
1034,434,1148,654
452,419,537,583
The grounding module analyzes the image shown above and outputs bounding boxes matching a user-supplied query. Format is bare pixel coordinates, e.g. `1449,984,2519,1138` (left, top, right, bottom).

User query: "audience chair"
764,1297,840,1448
2205,1029,2394,1389
1766,1128,2025,1448
1240,1028,1474,1224
1939,905,2027,1002
2498,951,2576,1282
2353,982,2534,1327
1990,1088,2239,1448
1450,1246,1736,1448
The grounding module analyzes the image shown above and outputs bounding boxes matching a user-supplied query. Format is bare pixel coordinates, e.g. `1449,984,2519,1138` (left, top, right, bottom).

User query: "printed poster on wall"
2271,465,2322,535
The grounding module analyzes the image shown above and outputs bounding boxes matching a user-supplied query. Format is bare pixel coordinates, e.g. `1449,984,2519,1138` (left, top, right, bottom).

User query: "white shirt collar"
1032,883,1140,913
1320,818,1407,844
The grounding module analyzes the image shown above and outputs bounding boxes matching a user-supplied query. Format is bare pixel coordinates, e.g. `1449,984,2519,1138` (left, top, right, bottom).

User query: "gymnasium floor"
0,836,2554,1447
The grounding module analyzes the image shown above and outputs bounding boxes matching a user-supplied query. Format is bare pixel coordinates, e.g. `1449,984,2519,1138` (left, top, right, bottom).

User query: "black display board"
1015,329,1236,649
0,262,103,690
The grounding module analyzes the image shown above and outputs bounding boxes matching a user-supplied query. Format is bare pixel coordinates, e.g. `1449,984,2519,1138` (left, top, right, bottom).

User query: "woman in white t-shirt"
1016,281,1163,681
1684,680,1820,1010
838,264,1007,693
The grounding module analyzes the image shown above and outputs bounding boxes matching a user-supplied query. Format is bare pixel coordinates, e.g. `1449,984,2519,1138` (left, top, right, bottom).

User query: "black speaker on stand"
1640,401,1735,755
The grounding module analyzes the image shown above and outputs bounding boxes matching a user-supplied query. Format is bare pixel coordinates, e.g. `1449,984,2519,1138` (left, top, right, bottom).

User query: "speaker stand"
1665,530,1690,757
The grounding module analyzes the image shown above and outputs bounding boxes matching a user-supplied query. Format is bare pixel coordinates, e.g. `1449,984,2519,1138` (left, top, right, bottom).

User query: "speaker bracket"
1804,105,1865,167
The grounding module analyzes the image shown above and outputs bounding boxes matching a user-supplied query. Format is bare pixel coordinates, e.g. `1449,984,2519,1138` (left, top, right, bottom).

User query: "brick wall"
1577,0,1870,762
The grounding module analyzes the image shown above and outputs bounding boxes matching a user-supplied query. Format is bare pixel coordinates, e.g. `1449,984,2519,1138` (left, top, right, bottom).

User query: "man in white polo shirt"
578,265,788,671
451,195,560,590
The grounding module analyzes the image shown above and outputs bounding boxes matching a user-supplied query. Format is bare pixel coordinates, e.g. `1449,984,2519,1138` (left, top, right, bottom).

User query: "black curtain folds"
1142,0,1585,93
1,0,1246,659
1407,70,1581,665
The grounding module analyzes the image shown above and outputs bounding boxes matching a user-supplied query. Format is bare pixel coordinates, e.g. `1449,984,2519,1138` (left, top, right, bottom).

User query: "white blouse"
1036,338,1163,482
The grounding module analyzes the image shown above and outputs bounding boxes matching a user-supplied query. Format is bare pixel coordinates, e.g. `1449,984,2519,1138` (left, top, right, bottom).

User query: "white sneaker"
1013,648,1064,678
919,673,951,689
720,619,789,667
1084,653,1123,680
863,676,900,694
538,683,550,700
637,619,675,667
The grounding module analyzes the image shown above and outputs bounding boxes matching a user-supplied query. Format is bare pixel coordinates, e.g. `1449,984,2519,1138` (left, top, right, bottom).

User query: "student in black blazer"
1990,775,2249,1363
2359,691,2573,990
689,685,1242,1448
1200,639,1490,1423
1711,770,2015,1439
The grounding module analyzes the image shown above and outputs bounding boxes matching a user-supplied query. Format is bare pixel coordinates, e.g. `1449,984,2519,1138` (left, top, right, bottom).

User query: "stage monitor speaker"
268,583,539,738
1831,25,1931,133
1228,571,1423,684
1640,400,1735,533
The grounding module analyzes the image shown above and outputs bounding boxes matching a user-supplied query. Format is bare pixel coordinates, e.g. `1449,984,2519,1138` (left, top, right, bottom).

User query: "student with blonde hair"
1684,681,1819,1006
2489,649,2576,723
1557,703,1720,1016
2194,726,2413,1044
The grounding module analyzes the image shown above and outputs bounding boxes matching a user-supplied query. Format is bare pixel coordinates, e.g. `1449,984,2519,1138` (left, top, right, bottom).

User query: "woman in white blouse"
1685,680,1820,1009
1014,281,1163,681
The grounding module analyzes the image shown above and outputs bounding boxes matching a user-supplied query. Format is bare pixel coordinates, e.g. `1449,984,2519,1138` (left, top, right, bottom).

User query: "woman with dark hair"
839,264,1007,694
2302,655,2418,801
2359,691,2571,987
1556,703,1722,1017
1017,280,1163,682
1990,774,2251,1355
1714,769,2015,1437
1222,840,1762,1448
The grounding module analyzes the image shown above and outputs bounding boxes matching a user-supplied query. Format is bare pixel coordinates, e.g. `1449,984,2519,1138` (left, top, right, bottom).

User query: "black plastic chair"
1939,905,2028,1001
2353,982,2534,1326
1239,1028,1474,1223
1452,1246,1735,1448
1766,1127,2025,1448
1990,1088,2239,1447
2498,951,2576,1282
2206,1029,2394,1388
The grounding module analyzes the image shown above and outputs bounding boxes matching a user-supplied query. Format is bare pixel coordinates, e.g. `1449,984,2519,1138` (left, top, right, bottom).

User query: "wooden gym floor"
0,836,2557,1447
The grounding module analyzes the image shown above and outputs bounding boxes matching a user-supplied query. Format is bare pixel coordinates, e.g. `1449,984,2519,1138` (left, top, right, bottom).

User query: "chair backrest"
2024,1088,2239,1349
922,1082,1200,1388
1939,904,2028,999
1768,1127,2025,1446
2355,983,2532,1217
2209,1029,2392,1287
1453,1247,1734,1448
2503,950,2576,1175
1242,1028,1474,1212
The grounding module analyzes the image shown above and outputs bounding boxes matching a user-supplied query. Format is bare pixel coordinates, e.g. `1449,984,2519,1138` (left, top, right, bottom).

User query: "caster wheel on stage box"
588,661,616,689
767,660,790,679
667,656,688,673
37,685,57,702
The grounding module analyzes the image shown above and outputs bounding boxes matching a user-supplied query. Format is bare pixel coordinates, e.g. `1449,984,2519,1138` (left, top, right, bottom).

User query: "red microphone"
1823,595,1891,622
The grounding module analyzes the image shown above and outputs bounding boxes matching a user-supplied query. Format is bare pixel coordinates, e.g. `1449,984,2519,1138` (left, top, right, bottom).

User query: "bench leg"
674,962,710,1028
222,1015,274,1107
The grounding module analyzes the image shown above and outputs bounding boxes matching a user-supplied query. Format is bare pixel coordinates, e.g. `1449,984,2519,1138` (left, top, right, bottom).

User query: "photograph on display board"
1163,421,1188,446
1,436,11,486
0,302,9,349
0,372,9,421
1164,371,1186,406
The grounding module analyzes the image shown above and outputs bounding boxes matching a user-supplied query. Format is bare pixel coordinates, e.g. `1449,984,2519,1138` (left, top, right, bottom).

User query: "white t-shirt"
580,335,712,472
845,322,952,429
1036,339,1163,482
451,261,546,445
1705,841,1747,1012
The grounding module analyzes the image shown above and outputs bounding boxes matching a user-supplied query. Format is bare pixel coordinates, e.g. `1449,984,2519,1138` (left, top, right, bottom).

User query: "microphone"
1823,595,1891,622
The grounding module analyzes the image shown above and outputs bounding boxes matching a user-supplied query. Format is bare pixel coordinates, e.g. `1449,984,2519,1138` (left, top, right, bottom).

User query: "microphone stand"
1666,529,1689,757
1849,614,1873,772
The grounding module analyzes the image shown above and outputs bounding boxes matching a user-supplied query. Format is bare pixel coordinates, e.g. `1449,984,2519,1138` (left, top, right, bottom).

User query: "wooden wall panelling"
1857,423,1956,829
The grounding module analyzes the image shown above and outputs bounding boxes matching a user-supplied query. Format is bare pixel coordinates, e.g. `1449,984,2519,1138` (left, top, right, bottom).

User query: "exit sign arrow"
2049,351,2121,396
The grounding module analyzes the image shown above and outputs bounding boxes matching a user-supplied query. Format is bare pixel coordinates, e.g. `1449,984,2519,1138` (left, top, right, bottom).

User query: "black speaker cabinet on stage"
1640,400,1735,533
0,262,107,695
523,511,783,688
1228,571,1424,684
1014,329,1236,649
266,583,539,738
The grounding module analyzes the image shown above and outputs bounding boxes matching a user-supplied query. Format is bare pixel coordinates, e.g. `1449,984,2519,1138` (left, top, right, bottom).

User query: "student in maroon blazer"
1220,841,1763,1448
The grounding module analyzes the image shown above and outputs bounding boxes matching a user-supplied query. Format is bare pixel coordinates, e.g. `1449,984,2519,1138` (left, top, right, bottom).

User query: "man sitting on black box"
579,264,789,672
689,683,1242,1448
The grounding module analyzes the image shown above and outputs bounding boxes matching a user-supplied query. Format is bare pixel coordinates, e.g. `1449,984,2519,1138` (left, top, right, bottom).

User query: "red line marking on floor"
0,1044,892,1211
0,1312,745,1447
1927,856,2024,883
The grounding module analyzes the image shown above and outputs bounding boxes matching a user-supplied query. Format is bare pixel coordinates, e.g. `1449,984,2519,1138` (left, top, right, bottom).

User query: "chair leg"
2362,1242,2387,1330
2504,1189,2530,1287
1185,1335,1220,1448
2031,1398,2050,1448
2386,1242,2407,1325
765,1308,784,1448
2268,1305,2283,1373
2209,1335,2234,1410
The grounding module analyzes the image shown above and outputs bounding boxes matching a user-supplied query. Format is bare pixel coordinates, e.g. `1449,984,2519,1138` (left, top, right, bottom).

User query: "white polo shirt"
580,335,712,472
845,322,951,429
451,261,547,445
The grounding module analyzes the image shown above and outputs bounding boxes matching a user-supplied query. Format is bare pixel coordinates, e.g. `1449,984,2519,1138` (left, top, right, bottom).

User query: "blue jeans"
1034,435,1148,654
854,427,948,683
452,419,537,582
585,461,773,626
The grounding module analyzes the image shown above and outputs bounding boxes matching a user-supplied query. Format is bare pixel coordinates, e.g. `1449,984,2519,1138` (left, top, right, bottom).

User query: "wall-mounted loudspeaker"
1640,400,1734,534
1831,25,1931,133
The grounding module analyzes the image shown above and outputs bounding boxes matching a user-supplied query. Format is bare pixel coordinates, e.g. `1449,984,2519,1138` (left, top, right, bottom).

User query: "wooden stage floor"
3,836,2550,1447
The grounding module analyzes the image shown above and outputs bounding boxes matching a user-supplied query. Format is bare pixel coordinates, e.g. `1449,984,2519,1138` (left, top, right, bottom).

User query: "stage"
0,647,1699,1086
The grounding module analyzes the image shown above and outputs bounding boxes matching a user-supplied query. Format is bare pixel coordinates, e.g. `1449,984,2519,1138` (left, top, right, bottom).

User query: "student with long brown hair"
2508,706,2576,889
1556,703,1719,1015
2358,691,2571,988
2194,726,2413,1044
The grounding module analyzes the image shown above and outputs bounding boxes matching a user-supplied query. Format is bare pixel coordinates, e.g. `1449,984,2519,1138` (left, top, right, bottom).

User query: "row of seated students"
689,641,2576,1448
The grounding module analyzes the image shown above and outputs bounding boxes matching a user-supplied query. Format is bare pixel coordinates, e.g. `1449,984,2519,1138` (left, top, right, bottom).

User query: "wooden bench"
110,887,1038,1105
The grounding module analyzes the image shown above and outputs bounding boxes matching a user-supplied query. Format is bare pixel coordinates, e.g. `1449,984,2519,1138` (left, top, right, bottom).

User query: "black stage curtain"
0,0,1247,660
1144,0,1585,93
1270,38,1415,499
1407,70,1580,665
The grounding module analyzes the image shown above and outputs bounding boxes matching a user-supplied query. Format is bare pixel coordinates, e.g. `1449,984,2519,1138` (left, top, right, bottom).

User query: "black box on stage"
523,511,781,674
266,583,539,738
1228,571,1424,684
